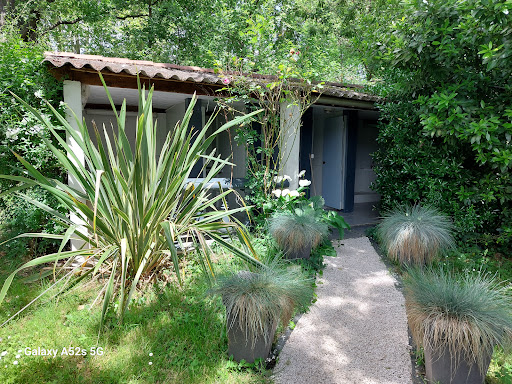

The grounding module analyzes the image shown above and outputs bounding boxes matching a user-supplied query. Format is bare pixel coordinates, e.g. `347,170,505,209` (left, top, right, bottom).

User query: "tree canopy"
1,0,402,82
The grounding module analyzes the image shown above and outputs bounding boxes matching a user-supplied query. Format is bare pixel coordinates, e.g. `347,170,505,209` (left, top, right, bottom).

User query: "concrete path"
273,237,412,384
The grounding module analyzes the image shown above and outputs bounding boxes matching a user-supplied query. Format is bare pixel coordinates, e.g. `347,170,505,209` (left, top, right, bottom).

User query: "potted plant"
269,207,328,259
404,267,512,384
377,204,455,266
209,262,312,363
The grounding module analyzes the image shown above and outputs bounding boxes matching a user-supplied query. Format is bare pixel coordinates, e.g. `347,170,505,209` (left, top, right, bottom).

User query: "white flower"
271,189,282,198
17,350,21,353
1,351,7,356
149,353,153,356
288,190,300,197
283,175,292,182
281,189,290,197
30,125,43,135
504,9,509,15
13,360,18,365
5,128,20,140
297,170,306,177
15,355,20,359
148,361,153,365
299,179,312,187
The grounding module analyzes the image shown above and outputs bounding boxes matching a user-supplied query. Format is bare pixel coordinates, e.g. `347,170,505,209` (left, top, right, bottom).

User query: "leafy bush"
0,76,263,323
372,0,512,251
377,204,455,265
404,267,512,374
0,30,64,258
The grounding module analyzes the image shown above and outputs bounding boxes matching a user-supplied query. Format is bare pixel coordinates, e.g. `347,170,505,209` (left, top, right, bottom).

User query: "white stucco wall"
279,101,301,190
311,108,325,197
63,80,87,251
354,121,380,203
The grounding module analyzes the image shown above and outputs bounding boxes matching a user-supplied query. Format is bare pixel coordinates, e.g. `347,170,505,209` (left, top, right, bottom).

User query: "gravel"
273,237,412,384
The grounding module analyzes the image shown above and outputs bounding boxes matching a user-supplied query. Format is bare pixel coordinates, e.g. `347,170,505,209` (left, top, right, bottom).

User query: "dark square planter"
226,312,277,363
285,243,312,260
424,342,491,384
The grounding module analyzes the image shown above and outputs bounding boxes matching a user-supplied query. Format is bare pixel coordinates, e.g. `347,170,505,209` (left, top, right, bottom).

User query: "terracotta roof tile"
44,52,381,103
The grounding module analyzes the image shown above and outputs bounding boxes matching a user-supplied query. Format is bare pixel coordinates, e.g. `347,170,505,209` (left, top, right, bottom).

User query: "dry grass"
404,268,512,374
209,263,313,348
377,204,455,265
269,210,328,255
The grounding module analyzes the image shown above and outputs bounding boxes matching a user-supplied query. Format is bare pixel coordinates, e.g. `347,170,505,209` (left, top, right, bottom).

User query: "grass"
377,204,455,266
0,254,271,384
370,222,512,383
269,209,328,255
209,260,313,348
404,267,512,376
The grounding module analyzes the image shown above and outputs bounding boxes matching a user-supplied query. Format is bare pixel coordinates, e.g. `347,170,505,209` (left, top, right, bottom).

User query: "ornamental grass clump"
377,204,455,266
404,267,512,375
209,262,312,348
269,208,328,257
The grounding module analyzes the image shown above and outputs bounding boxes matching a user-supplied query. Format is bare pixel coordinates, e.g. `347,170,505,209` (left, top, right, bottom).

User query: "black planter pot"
285,243,312,260
424,342,492,384
226,312,277,363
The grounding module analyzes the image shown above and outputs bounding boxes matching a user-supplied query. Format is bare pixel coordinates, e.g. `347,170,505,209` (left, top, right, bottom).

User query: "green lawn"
0,255,271,384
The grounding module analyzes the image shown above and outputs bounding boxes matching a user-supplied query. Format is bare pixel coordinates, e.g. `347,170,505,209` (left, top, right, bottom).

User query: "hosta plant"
269,207,329,259
0,74,263,324
404,268,512,383
209,260,312,362
377,204,455,266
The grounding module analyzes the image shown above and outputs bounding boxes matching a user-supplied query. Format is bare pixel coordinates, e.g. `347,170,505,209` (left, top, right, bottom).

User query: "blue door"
322,116,346,210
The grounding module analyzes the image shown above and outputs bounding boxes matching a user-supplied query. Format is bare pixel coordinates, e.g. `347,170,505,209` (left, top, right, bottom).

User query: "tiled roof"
44,52,380,102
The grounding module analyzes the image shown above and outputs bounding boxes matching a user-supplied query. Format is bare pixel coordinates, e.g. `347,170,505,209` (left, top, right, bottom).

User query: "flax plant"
0,74,263,323
377,204,455,265
404,267,512,374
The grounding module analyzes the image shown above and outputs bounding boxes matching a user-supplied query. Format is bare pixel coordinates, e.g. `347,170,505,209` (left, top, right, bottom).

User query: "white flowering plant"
264,171,313,216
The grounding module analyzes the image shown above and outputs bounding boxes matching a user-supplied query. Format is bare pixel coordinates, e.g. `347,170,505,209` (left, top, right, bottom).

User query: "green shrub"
377,204,455,266
372,0,512,252
0,30,64,258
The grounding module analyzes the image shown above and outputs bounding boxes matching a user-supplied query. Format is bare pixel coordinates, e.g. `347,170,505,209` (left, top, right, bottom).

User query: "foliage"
263,175,350,240
1,0,397,83
269,207,328,256
0,255,271,384
404,267,512,374
372,0,512,250
0,29,65,258
215,57,322,220
208,261,312,348
323,210,350,240
0,76,263,324
377,204,455,266
436,247,512,284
